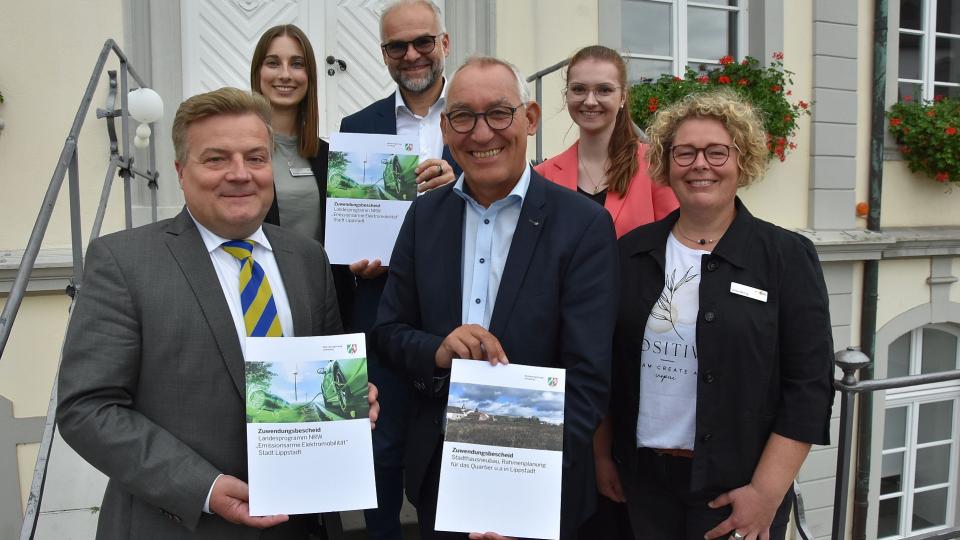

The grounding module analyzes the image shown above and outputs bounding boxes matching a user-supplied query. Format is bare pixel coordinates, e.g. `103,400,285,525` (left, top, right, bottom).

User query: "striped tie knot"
221,239,282,337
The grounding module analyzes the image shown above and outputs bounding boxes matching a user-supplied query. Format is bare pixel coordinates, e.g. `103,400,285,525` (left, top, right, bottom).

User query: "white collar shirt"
394,78,447,161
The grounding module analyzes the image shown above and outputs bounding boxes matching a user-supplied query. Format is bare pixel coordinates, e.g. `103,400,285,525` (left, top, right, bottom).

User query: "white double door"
181,0,436,136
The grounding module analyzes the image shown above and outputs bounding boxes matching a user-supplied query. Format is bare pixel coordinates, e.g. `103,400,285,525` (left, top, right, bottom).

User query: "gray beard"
397,56,445,94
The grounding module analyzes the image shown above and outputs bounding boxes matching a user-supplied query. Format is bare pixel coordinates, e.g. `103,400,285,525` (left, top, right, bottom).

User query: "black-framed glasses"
445,105,522,134
670,144,738,167
565,83,621,101
381,34,443,59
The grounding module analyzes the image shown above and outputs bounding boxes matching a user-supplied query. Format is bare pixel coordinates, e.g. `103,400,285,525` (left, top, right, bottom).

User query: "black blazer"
263,139,354,326
610,198,834,496
372,171,619,536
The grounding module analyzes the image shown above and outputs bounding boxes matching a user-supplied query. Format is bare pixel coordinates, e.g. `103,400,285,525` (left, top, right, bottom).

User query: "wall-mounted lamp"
127,88,164,149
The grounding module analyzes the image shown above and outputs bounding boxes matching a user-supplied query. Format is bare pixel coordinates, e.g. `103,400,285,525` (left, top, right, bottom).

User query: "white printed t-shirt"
636,232,709,450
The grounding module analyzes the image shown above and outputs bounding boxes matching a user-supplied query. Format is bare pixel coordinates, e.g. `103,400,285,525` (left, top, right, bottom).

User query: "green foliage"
628,53,811,162
887,96,960,185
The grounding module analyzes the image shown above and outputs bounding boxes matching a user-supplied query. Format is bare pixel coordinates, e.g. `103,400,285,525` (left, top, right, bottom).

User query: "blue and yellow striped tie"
221,240,283,337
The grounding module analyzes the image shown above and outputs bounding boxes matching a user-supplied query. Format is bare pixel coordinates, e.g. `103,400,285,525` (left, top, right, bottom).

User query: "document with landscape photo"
435,359,565,540
324,132,419,265
245,333,375,516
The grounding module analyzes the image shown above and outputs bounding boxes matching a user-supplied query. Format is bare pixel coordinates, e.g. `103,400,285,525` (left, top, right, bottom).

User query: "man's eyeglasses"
381,34,443,60
565,83,621,101
445,105,523,134
670,144,738,167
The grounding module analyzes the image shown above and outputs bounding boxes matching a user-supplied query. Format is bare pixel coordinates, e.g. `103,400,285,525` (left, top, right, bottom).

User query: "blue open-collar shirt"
453,164,532,328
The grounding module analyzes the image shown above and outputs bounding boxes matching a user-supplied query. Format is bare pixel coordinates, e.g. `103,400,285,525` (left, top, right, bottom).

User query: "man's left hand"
703,482,780,540
415,158,456,192
367,382,380,430
468,533,515,540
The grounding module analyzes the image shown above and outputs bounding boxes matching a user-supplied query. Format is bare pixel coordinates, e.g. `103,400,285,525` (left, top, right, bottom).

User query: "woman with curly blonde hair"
607,90,834,540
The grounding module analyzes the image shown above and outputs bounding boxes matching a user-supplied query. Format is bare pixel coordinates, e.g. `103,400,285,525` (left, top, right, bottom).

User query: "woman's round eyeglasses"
445,105,522,134
670,144,738,167
381,34,443,60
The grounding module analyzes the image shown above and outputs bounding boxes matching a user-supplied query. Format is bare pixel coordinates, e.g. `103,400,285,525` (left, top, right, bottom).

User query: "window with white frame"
619,0,748,84
879,325,960,538
897,0,960,101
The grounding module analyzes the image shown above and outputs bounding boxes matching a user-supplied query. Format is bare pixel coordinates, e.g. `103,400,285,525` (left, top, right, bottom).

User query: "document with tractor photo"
324,132,419,265
245,333,375,516
435,359,565,540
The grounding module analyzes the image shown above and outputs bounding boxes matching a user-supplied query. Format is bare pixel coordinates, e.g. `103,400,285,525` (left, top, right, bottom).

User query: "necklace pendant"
697,238,707,245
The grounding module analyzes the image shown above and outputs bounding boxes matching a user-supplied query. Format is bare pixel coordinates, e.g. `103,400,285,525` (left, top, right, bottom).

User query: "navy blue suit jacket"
372,171,619,536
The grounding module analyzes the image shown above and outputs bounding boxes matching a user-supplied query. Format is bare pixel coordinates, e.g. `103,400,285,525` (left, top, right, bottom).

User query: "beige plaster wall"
0,293,71,509
876,258,932,329
495,0,600,161
740,0,813,230
953,258,960,304
880,160,960,227
0,0,127,250
854,0,874,228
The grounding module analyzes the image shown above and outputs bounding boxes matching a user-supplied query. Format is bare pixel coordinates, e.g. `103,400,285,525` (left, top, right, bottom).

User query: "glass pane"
623,0,672,56
915,444,951,488
936,0,959,34
878,497,902,538
934,37,960,83
885,406,908,450
901,0,923,30
688,7,737,60
899,33,923,79
627,58,673,85
888,332,911,378
696,0,738,6
912,487,948,530
918,400,954,444
881,451,905,494
899,81,923,101
921,328,958,373
934,84,960,99
686,62,721,75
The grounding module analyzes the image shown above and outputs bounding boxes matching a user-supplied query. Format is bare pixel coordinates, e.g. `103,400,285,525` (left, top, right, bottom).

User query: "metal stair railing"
832,348,960,540
0,39,159,540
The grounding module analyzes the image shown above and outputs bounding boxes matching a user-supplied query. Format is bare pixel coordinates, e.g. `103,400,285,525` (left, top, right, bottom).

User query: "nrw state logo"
547,377,559,387
346,343,358,354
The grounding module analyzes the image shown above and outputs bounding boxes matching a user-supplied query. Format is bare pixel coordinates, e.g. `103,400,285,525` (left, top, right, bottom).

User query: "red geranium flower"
697,75,709,84
934,95,945,102
786,90,792,96
772,51,784,60
771,84,782,93
798,100,809,110
935,172,949,182
946,126,958,135
737,78,748,86
718,75,732,84
927,110,936,117
903,95,913,102
719,55,734,65
673,76,682,81
784,114,793,122
890,117,902,127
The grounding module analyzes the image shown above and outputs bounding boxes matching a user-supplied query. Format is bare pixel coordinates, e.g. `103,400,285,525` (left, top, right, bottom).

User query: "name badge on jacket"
730,282,768,302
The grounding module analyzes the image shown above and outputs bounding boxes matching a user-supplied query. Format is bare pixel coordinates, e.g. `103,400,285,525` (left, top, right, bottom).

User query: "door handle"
325,56,347,76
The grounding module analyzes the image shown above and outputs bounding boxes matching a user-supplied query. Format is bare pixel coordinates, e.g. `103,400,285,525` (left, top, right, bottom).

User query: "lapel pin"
529,218,540,226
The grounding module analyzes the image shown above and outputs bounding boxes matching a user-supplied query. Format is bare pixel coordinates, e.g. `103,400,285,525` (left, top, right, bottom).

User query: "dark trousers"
416,442,470,540
620,448,791,540
354,275,409,540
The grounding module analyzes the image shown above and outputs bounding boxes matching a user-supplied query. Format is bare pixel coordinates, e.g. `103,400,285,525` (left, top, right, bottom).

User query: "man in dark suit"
56,87,377,539
338,2,459,537
374,57,619,540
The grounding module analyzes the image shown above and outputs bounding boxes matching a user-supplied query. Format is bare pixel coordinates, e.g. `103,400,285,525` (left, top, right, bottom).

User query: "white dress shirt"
190,213,295,513
394,78,447,162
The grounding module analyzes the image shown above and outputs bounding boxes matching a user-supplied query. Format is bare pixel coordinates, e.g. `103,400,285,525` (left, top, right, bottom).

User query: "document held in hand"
245,333,376,516
435,359,565,540
324,132,419,265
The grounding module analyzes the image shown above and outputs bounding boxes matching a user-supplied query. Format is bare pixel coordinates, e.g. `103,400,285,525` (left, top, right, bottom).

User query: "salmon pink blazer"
534,141,679,238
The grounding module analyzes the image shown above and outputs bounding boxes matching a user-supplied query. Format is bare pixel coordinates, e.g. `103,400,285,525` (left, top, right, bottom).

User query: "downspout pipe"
852,0,887,538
